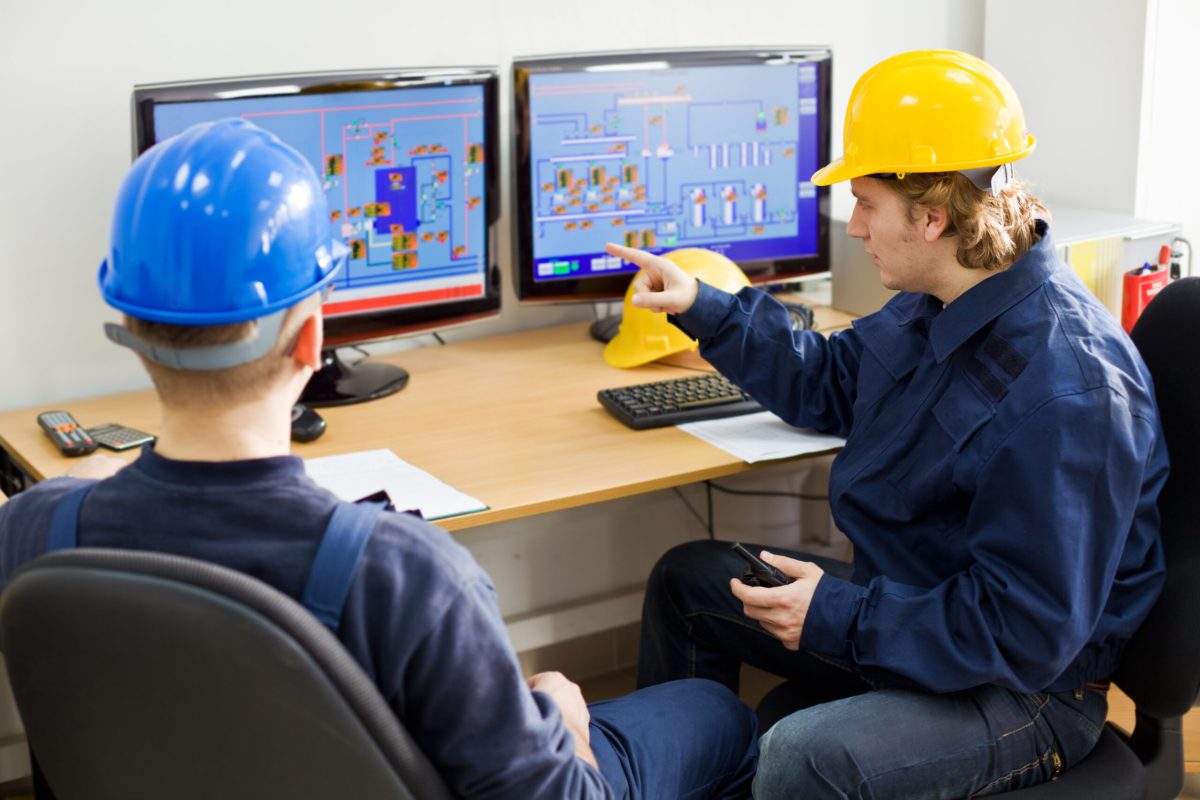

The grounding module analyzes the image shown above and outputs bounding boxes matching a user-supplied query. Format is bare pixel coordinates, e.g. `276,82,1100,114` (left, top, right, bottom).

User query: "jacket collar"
131,442,305,488
853,292,940,380
929,219,1056,363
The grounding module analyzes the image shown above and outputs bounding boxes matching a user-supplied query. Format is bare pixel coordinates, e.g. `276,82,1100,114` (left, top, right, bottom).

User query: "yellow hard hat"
604,248,750,368
812,49,1035,186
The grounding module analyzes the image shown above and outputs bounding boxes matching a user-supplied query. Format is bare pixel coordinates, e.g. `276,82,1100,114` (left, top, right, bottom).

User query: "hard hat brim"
811,134,1036,187
603,337,674,369
98,238,346,325
810,158,856,187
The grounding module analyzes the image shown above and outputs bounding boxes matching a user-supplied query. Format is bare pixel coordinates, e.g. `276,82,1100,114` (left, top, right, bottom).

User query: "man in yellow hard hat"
611,50,1167,797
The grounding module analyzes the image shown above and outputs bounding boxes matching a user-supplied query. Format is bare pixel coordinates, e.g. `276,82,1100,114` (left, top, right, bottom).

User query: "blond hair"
885,172,1048,271
126,303,311,407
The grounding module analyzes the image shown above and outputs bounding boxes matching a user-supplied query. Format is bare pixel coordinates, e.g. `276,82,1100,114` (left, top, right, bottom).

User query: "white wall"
1137,0,1199,261
984,0,1197,253
0,0,983,411
983,0,1149,214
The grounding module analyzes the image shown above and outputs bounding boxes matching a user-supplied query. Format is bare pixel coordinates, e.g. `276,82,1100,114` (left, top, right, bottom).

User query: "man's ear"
291,309,324,371
921,205,950,242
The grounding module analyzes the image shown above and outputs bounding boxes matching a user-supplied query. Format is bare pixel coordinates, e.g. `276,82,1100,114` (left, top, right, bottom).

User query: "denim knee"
683,677,758,741
675,678,759,795
755,712,857,799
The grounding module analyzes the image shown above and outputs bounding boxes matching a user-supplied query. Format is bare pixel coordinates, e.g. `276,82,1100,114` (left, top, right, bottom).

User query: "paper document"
304,449,487,521
678,411,846,464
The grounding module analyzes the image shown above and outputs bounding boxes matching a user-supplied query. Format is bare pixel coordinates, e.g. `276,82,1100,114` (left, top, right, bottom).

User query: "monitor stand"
589,315,622,344
300,348,409,407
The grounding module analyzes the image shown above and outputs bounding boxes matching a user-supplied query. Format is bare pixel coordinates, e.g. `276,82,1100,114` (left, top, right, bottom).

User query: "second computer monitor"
512,48,832,304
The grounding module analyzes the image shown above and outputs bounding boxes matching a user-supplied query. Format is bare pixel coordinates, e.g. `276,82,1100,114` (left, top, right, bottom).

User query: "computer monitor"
132,67,501,405
512,47,831,339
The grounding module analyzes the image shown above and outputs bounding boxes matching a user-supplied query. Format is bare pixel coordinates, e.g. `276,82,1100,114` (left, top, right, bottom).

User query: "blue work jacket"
674,222,1168,694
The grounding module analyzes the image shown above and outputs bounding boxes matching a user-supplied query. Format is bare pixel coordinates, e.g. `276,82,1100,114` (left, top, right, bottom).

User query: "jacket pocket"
886,378,994,524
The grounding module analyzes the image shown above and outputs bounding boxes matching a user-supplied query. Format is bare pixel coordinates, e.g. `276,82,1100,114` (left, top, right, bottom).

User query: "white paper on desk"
304,449,487,521
678,411,846,464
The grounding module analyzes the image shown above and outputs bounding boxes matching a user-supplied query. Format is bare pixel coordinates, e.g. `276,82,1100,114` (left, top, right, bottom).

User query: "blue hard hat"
98,117,344,325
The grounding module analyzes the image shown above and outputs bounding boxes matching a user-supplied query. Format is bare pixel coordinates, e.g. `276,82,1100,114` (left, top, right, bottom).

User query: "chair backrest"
1120,276,1200,717
0,548,457,800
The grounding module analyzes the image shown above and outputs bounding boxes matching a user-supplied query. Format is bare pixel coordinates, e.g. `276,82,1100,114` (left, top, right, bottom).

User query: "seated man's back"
0,117,758,800
0,449,605,795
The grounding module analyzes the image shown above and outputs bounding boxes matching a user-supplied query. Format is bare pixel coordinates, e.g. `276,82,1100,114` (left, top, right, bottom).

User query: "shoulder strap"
46,483,98,553
47,483,381,632
301,501,385,632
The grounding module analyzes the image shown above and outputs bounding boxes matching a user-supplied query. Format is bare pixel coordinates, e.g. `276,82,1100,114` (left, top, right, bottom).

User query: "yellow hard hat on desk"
812,49,1036,186
604,248,750,368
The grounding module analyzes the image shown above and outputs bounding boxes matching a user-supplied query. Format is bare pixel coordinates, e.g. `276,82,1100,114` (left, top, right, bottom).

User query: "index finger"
729,577,781,609
605,242,668,270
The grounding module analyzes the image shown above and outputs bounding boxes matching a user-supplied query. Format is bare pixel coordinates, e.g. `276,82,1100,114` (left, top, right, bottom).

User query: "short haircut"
884,172,1049,271
125,299,314,407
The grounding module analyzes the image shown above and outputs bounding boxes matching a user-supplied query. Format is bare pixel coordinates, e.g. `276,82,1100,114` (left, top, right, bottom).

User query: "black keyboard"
598,372,763,430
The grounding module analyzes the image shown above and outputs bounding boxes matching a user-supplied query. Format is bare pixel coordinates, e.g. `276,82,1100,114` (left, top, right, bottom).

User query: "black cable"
672,487,713,538
336,345,369,366
671,481,828,540
1173,235,1193,278
706,482,714,539
706,480,828,502
432,332,446,345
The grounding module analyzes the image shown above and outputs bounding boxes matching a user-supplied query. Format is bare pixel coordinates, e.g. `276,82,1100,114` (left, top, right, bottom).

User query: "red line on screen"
323,283,484,315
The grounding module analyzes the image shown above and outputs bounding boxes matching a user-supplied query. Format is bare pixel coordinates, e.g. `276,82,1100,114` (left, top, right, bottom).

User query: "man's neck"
936,266,997,306
921,241,1003,306
153,397,294,463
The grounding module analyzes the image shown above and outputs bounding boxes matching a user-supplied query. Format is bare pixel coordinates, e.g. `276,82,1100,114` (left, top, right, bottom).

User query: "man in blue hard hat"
0,118,758,799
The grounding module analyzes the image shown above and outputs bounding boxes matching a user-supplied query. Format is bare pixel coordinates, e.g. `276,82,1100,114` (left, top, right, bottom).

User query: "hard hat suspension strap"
103,308,289,371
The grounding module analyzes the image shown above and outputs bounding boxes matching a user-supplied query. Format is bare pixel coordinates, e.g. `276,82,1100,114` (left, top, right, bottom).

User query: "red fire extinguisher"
1120,245,1172,334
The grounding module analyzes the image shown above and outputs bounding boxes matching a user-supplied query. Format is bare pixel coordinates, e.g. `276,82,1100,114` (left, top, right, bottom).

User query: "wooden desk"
0,309,854,531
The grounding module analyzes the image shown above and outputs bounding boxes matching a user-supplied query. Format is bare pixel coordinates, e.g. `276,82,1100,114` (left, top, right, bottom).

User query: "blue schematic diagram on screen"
527,62,821,282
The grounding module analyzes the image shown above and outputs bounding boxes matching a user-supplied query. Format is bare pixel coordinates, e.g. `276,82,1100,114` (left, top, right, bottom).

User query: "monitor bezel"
511,47,832,304
130,67,503,347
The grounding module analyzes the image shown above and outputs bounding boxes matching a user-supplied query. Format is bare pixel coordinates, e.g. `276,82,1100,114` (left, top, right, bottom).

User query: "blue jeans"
638,540,1109,798
589,678,758,799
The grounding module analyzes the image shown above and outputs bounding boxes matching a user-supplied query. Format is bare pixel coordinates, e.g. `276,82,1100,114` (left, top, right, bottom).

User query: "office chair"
757,277,1200,799
0,547,457,800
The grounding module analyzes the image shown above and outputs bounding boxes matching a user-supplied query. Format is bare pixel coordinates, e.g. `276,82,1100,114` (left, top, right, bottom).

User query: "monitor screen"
131,67,501,404
512,48,831,304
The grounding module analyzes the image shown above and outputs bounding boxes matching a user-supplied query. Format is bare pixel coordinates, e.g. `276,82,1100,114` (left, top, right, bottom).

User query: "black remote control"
730,542,793,588
37,410,98,457
291,403,326,443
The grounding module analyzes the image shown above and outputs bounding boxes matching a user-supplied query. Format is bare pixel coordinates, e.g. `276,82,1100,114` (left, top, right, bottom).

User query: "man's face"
846,177,931,294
